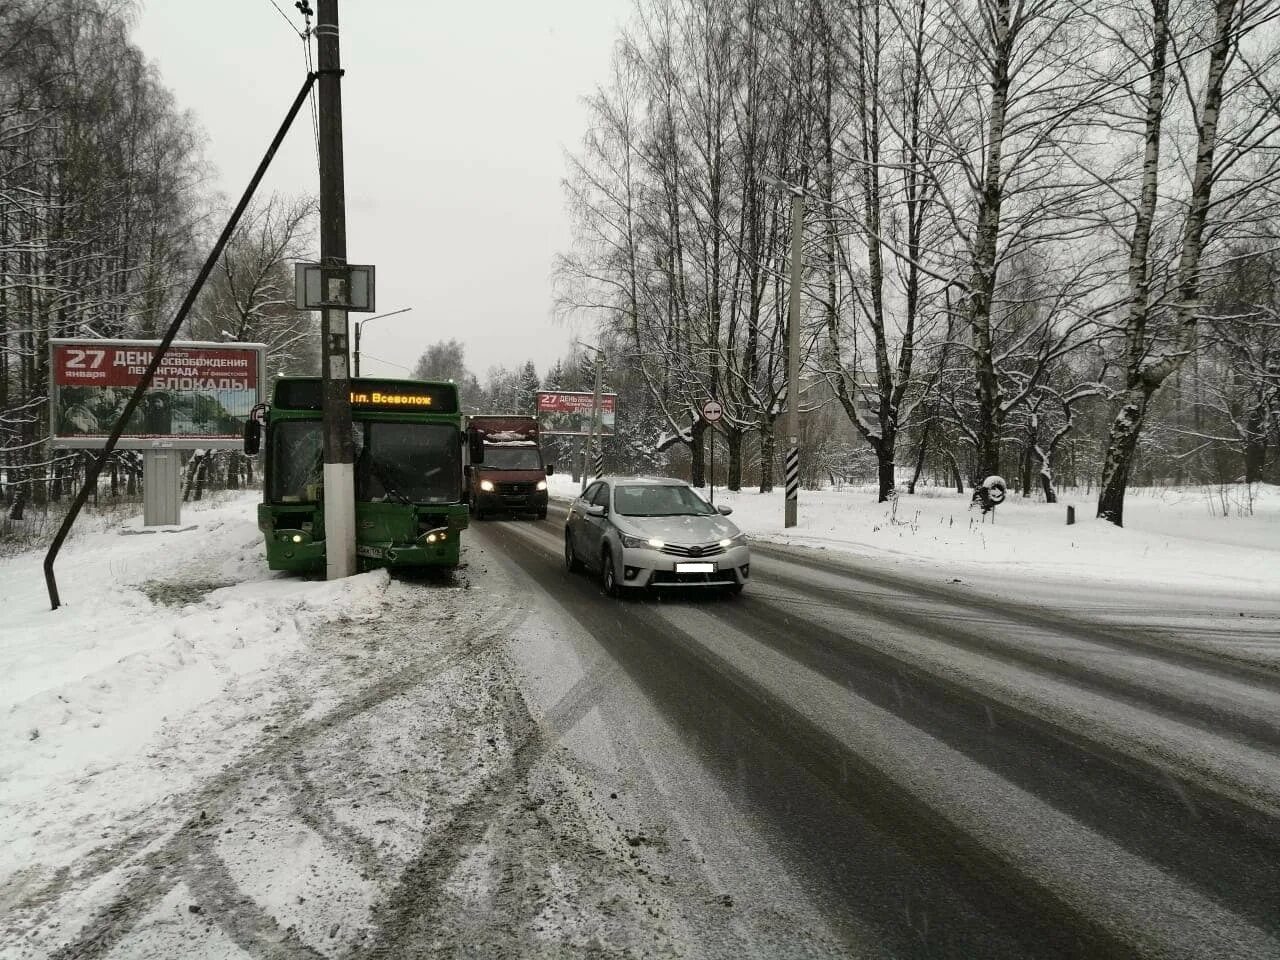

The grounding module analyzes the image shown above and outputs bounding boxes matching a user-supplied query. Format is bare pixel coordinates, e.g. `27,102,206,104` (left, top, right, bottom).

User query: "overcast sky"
133,0,630,381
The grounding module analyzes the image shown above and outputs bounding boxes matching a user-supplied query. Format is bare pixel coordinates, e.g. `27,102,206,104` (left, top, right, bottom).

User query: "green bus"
245,376,480,572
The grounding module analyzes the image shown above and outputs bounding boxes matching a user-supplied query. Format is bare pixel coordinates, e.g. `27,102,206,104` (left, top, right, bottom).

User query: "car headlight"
620,534,663,549
719,533,748,548
536,479,548,491
479,479,495,492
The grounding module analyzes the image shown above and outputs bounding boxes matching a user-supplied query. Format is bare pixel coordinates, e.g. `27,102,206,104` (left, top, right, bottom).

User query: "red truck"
465,415,554,520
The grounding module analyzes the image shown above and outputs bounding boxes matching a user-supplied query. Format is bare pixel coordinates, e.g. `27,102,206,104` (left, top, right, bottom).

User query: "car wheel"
724,582,744,596
601,548,620,597
537,508,548,521
565,534,583,573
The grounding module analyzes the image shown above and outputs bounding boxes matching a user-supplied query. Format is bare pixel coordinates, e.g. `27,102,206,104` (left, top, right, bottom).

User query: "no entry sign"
701,399,724,423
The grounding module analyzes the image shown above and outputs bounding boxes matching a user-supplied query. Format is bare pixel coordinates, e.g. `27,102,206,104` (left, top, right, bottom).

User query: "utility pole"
577,341,605,488
783,186,804,528
316,0,357,578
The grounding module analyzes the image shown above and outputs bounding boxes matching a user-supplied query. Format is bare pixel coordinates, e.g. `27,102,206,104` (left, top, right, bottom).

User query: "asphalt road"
473,500,1280,960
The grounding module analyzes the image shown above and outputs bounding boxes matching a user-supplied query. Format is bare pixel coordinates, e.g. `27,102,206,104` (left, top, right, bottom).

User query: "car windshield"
614,484,716,517
270,419,461,504
482,445,542,470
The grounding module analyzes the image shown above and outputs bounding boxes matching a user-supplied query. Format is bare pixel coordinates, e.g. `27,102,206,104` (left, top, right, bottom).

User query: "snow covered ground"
0,494,394,931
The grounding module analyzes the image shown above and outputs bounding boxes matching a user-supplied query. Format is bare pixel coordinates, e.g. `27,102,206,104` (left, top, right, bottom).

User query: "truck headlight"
536,479,548,491
479,479,495,492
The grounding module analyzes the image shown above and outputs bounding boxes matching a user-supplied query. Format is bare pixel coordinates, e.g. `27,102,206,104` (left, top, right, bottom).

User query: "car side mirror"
584,503,605,518
468,430,485,464
545,463,555,476
243,419,260,456
716,505,733,516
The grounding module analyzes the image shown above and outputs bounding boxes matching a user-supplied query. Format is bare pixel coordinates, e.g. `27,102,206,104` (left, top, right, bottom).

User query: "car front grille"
660,542,725,559
497,482,535,496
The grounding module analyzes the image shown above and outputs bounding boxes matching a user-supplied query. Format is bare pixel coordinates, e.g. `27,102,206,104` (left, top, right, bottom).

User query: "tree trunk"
946,449,964,493
1244,402,1267,483
877,453,895,503
726,428,742,492
690,423,706,487
1097,389,1149,526
759,419,775,492
227,453,240,490
193,453,210,501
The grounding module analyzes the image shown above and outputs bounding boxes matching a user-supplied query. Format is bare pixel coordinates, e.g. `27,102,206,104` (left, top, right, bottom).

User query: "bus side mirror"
244,420,261,456
469,430,485,464
546,463,555,476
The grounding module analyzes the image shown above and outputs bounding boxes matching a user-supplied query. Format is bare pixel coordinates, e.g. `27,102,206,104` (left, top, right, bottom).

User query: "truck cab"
465,415,553,520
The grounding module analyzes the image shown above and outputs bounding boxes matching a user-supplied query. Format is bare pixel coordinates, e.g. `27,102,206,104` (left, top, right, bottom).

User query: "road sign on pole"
702,400,722,503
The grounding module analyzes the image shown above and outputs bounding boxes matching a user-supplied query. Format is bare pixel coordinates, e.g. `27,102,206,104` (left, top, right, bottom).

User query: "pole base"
324,462,357,579
784,499,798,528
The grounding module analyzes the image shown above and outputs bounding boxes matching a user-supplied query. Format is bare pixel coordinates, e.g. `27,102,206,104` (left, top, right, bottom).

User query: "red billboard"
536,391,617,435
50,339,266,449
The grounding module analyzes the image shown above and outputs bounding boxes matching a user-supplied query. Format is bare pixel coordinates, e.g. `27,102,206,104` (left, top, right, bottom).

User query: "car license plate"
675,562,715,573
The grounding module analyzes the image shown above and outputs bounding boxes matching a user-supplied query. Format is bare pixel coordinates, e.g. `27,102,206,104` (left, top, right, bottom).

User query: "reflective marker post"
782,186,804,529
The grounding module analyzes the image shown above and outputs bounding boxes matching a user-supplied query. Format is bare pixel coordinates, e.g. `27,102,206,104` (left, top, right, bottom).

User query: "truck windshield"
482,445,542,470
270,420,461,504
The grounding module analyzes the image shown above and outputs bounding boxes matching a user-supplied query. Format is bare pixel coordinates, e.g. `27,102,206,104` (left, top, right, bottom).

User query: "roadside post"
701,398,723,505
778,182,805,529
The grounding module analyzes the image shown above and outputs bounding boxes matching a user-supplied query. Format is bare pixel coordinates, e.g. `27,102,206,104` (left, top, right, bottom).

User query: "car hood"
614,513,740,544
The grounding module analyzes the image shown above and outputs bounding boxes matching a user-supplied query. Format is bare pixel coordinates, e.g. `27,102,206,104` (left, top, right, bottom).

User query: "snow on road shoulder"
0,493,391,894
714,482,1280,598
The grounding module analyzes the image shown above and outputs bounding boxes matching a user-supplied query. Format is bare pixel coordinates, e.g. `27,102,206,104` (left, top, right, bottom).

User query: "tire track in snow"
23,569,528,959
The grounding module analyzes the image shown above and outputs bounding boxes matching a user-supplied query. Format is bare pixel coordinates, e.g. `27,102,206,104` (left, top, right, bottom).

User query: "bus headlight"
479,480,495,492
417,527,450,546
277,530,312,546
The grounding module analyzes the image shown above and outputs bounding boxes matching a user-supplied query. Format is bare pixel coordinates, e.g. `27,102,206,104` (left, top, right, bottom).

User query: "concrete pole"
783,188,804,528
317,0,357,578
588,351,605,481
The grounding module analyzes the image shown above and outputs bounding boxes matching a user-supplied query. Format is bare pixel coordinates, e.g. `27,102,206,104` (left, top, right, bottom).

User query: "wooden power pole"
316,0,357,578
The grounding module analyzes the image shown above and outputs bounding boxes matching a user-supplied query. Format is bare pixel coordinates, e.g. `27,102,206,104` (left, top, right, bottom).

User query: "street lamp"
765,176,805,529
352,306,412,377
576,340,606,489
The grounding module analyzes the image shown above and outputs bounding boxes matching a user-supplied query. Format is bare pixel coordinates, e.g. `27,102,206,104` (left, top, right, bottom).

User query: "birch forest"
0,0,317,522
557,0,1280,524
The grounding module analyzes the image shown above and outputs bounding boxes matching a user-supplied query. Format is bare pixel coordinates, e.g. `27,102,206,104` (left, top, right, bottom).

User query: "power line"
265,0,305,38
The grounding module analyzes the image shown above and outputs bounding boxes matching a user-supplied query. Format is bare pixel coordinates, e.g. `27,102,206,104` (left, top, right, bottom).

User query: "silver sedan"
564,477,750,596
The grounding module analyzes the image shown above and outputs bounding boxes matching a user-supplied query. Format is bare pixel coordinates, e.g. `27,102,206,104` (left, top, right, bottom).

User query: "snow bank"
703,483,1280,597
0,493,391,887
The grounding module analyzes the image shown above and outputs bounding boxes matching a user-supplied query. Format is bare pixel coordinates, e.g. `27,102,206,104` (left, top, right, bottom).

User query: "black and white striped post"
784,445,800,524
594,449,604,480
780,182,805,529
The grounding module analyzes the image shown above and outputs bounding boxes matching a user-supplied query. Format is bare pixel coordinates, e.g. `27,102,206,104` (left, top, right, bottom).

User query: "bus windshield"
269,420,461,504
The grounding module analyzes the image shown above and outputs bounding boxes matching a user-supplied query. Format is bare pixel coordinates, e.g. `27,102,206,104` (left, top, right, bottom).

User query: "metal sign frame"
48,338,267,451
294,262,376,312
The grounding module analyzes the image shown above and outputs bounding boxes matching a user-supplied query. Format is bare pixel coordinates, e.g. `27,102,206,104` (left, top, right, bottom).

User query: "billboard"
50,339,266,449
536,391,617,436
